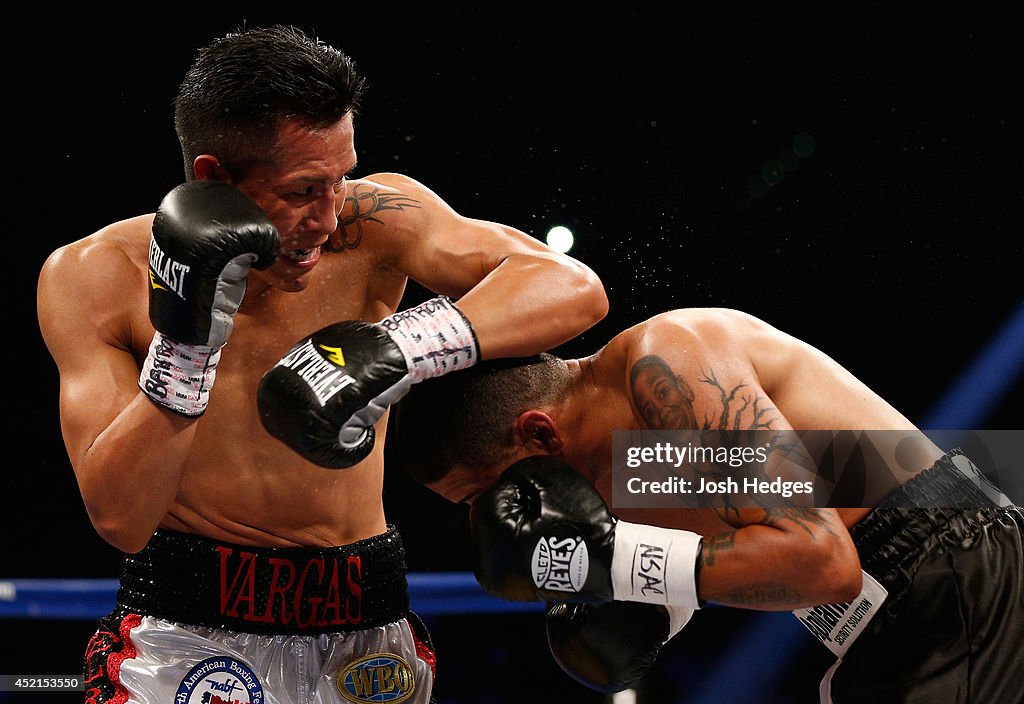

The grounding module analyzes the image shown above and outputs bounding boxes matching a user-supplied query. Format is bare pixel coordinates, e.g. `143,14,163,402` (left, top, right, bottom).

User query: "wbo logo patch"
337,653,416,703
175,656,263,704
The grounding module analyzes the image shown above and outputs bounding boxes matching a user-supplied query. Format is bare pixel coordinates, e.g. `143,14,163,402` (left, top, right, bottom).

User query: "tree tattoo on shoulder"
325,183,421,252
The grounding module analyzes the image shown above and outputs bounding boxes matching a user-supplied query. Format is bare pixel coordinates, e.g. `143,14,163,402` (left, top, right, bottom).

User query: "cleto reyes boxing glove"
470,455,705,610
257,295,479,468
139,180,280,416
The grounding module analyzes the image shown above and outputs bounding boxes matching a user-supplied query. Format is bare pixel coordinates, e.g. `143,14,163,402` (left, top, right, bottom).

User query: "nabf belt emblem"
174,656,264,704
531,526,590,594
337,653,416,703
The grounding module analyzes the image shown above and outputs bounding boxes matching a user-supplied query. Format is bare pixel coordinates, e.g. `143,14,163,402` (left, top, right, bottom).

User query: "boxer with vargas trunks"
36,25,607,704
395,307,1024,703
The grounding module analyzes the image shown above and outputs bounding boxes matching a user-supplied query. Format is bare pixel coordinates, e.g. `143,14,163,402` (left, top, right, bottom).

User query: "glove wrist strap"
610,521,703,611
138,332,222,416
378,296,480,383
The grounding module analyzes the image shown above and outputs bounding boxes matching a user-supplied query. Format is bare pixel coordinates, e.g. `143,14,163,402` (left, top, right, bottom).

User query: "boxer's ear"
192,154,232,183
515,411,563,453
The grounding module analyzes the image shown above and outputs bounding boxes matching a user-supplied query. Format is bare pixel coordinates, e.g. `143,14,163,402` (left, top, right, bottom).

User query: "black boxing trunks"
82,526,437,704
814,449,1024,703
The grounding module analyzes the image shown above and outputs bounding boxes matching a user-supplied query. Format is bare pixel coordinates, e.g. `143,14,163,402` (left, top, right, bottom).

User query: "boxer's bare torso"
43,175,427,549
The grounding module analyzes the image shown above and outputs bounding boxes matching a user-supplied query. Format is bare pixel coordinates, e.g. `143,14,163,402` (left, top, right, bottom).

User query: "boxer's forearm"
697,517,862,610
455,254,607,359
75,394,197,553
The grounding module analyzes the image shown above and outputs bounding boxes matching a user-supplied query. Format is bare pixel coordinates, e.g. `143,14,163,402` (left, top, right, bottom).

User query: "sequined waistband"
115,527,409,635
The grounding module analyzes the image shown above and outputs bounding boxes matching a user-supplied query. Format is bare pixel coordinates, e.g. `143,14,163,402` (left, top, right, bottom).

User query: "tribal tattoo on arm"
326,183,421,251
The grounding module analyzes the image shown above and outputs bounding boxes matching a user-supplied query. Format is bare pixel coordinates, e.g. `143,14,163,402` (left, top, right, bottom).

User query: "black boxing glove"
471,455,704,610
139,181,280,416
257,296,479,468
546,600,693,693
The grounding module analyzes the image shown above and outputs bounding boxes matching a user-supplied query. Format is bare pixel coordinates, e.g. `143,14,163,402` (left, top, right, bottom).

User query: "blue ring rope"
0,573,543,620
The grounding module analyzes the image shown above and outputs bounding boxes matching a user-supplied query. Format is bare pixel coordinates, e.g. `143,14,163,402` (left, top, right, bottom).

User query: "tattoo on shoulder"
326,183,421,252
629,355,698,430
628,355,819,519
629,355,778,432
701,368,777,431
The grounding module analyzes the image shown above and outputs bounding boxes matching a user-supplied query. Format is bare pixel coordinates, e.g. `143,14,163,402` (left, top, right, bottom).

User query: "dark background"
5,3,1022,703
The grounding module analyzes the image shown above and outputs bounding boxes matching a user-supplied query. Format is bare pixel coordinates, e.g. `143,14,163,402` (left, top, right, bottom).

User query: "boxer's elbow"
88,509,154,554
96,523,152,554
834,567,864,603
580,266,610,325
804,534,863,604
561,259,609,329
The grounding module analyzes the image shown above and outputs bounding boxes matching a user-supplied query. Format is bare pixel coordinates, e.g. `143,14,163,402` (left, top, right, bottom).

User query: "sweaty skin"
427,308,945,610
38,115,607,553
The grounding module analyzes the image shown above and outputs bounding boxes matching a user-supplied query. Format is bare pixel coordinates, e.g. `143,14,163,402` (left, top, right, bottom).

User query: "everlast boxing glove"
257,296,479,468
546,600,693,693
139,181,280,416
471,455,704,610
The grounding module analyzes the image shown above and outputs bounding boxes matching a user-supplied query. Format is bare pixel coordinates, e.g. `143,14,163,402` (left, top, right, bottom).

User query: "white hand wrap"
610,520,703,611
138,332,222,416
377,296,479,383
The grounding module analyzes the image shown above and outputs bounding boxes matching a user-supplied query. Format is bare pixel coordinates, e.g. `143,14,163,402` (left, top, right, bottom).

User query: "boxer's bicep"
39,243,145,470
58,339,144,470
372,172,556,297
365,174,606,357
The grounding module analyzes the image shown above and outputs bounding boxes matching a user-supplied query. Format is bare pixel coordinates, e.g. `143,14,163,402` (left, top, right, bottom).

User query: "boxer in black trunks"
395,307,1024,703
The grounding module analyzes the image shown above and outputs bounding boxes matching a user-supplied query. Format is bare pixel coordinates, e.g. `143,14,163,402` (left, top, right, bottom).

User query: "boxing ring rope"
0,572,544,621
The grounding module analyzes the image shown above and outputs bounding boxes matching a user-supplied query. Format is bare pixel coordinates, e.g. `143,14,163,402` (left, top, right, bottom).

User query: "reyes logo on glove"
532,527,590,594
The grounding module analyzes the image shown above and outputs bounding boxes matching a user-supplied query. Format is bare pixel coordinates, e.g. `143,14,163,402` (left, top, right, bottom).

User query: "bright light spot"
611,689,637,704
546,225,574,253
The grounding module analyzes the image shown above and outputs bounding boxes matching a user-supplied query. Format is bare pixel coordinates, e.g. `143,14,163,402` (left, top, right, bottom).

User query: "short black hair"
394,354,570,485
174,24,367,179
